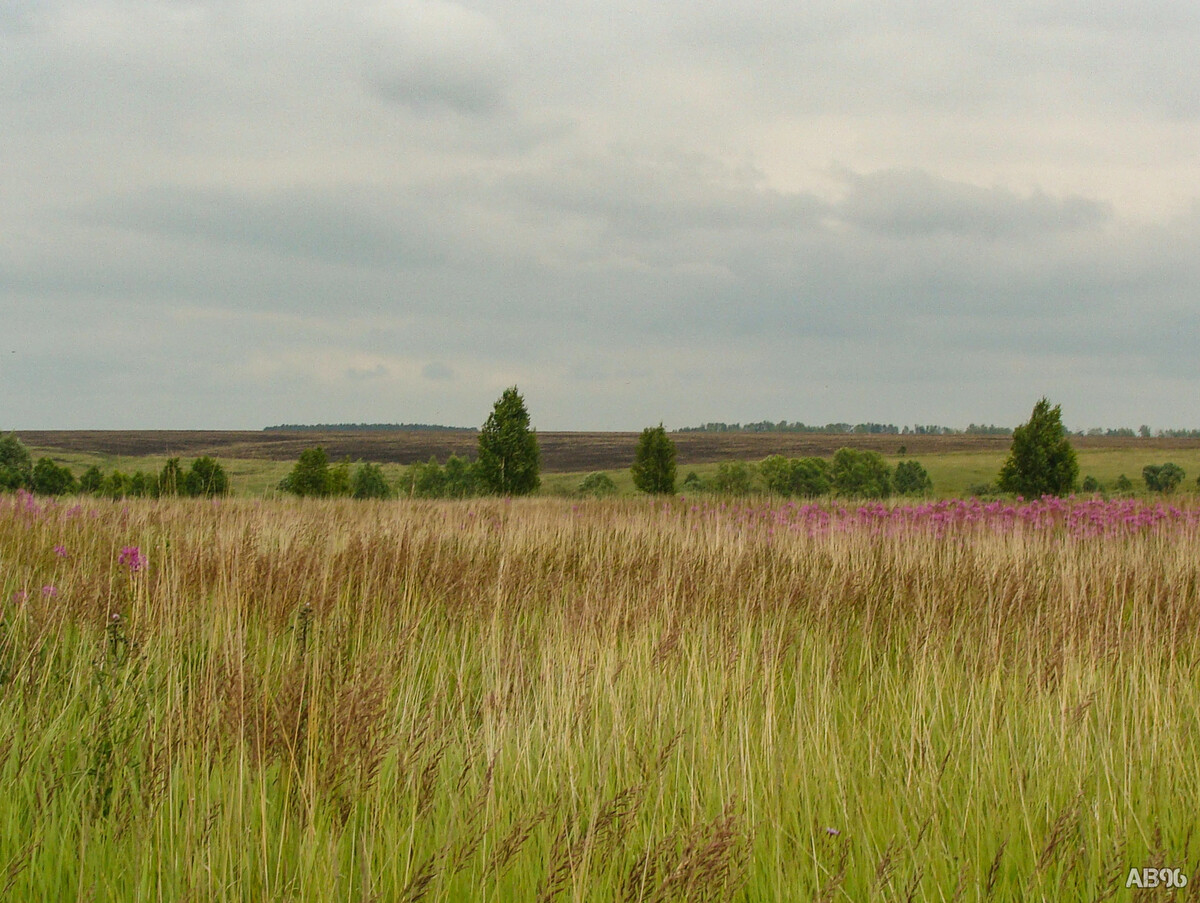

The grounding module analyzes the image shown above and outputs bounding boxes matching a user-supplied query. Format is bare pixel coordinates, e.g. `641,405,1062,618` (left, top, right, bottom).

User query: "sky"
3,1,1199,431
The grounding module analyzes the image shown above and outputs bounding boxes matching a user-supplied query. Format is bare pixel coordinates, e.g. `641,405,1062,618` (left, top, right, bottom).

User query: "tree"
185,457,230,497
31,458,77,495
0,434,33,491
159,458,184,496
893,460,933,496
712,460,754,495
352,462,392,499
997,398,1078,497
80,465,104,494
282,447,331,497
830,448,892,498
631,424,676,494
477,387,540,495
1143,463,1185,493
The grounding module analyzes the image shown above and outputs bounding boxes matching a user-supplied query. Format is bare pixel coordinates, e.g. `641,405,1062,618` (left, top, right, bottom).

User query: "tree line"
0,435,229,498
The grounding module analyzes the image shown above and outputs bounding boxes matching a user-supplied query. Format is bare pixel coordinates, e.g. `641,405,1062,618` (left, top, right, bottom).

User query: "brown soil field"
15,430,1200,473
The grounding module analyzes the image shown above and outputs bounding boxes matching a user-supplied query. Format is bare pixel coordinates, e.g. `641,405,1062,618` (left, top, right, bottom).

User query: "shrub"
712,461,754,495
578,472,618,497
0,434,32,491
631,425,676,495
328,458,352,497
283,448,331,497
443,455,478,498
159,458,184,496
681,471,705,492
997,398,1078,497
893,460,933,496
1080,475,1103,493
185,457,229,497
759,455,830,497
830,448,892,499
31,458,77,495
1143,463,1185,493
477,386,540,496
352,463,392,500
1114,474,1134,494
80,465,104,494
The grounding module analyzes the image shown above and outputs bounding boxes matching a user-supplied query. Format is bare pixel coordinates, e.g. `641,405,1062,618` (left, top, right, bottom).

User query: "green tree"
893,460,933,496
31,458,77,495
1114,474,1134,494
443,455,478,498
185,457,229,497
830,448,892,499
477,387,540,495
1143,463,1185,493
631,424,676,494
0,434,33,491
997,398,1078,497
283,447,331,497
159,458,184,496
328,457,353,497
352,463,392,499
760,455,830,497
712,460,754,495
80,465,104,494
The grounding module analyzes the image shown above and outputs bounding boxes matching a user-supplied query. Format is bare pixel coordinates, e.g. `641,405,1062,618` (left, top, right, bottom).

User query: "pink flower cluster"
679,496,1200,540
118,545,147,573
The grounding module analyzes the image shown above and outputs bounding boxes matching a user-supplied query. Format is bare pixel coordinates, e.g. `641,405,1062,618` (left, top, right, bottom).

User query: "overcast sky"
3,1,1198,431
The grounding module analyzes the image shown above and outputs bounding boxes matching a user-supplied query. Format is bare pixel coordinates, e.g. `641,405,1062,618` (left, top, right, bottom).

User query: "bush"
759,455,830,497
80,465,104,494
0,434,32,491
893,460,932,496
1114,474,1134,494
631,425,676,495
282,448,331,497
1143,463,1185,493
328,458,353,497
712,461,754,495
31,458,77,495
352,463,392,499
681,471,705,492
997,398,1078,497
477,386,540,496
1080,475,1103,493
159,458,185,496
185,457,229,497
578,472,618,497
830,448,892,499
443,455,478,498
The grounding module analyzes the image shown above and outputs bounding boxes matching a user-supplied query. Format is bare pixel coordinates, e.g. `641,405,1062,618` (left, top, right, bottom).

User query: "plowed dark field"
15,430,1200,473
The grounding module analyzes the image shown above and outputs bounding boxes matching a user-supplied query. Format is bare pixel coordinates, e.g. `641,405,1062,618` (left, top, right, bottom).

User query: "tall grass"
1,491,1198,900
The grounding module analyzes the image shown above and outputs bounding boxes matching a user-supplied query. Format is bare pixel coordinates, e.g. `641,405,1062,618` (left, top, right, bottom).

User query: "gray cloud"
2,0,1199,430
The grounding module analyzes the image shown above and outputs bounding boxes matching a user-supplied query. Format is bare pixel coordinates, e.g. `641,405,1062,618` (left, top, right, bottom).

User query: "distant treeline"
678,421,1200,438
263,423,476,432
677,421,1015,436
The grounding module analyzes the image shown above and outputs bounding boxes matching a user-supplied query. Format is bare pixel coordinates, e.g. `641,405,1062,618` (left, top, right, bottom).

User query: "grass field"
2,492,1198,900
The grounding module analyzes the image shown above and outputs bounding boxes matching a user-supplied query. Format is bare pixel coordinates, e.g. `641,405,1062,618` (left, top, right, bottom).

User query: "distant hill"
263,423,476,432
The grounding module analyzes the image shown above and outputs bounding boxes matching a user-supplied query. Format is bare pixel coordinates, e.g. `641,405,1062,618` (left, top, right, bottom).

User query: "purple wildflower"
53,544,69,558
118,546,147,573
42,585,57,598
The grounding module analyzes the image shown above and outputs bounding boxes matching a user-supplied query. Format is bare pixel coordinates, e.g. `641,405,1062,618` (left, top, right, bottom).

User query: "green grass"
2,495,1199,899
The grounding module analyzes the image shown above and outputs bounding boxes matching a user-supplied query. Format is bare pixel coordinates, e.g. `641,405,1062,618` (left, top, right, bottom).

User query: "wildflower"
11,590,28,604
53,544,69,558
118,546,147,573
42,585,57,598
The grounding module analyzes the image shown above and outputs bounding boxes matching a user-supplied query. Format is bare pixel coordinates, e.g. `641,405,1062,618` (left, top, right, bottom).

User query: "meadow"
2,490,1199,901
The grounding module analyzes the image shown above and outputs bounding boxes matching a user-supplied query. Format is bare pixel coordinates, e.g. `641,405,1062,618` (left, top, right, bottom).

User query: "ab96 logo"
1126,867,1188,889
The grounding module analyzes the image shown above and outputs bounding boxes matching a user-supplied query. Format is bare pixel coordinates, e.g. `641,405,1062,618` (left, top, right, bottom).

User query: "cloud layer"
3,1,1198,430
